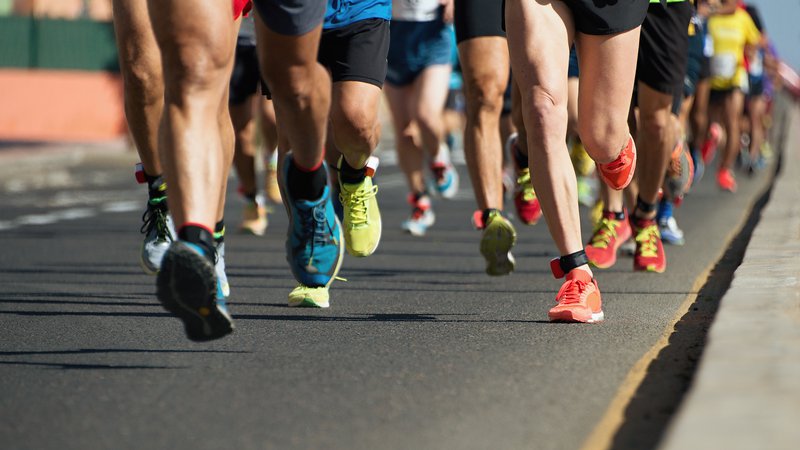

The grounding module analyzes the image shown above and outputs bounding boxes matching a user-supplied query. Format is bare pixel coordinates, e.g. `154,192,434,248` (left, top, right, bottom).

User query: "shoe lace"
298,203,336,257
635,224,659,258
557,278,589,305
339,184,378,227
140,197,172,242
516,169,537,202
590,218,619,249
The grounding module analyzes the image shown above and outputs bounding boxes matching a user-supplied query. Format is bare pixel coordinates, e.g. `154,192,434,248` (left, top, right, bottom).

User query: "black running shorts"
454,0,505,44
565,0,649,35
637,1,693,95
318,18,390,88
229,42,262,105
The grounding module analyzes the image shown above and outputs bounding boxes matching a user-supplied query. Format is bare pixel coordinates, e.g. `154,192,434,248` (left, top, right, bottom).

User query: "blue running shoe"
282,154,344,287
156,241,234,341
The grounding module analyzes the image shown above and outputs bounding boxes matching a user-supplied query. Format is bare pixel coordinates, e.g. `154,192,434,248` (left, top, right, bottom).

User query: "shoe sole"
288,286,330,308
549,310,604,323
634,264,666,273
480,221,517,276
156,244,234,342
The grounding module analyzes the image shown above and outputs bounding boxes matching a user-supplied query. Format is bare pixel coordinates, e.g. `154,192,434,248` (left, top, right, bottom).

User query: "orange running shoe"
633,218,666,273
548,269,604,323
717,168,737,193
585,211,632,269
597,135,636,190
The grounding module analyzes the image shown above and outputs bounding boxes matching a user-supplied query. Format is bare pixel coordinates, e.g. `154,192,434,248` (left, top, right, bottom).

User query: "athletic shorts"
386,20,452,87
565,0,648,35
319,18,389,88
454,0,505,44
568,46,580,79
748,76,765,97
230,42,263,105
253,0,326,36
709,87,740,104
233,0,253,19
637,1,693,96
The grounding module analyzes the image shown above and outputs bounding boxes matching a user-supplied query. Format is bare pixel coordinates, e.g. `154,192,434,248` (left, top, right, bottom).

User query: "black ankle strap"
550,250,589,279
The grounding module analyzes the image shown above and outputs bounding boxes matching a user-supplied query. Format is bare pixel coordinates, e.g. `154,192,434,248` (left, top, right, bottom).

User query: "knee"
524,86,567,138
464,76,505,122
638,109,671,141
161,43,231,98
121,57,163,107
262,64,316,105
332,107,379,151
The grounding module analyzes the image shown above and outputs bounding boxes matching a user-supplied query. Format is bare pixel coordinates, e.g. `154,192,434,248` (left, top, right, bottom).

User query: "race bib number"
711,54,737,79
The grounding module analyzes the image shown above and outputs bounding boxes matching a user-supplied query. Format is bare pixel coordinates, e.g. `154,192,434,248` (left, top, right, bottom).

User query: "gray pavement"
661,97,800,450
0,107,794,449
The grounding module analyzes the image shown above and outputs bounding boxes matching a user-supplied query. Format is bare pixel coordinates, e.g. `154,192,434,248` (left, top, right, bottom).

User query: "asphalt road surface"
0,144,774,450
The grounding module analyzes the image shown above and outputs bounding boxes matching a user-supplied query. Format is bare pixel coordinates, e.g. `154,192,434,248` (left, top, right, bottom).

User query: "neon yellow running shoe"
570,139,595,177
288,284,330,308
338,156,381,257
478,209,517,276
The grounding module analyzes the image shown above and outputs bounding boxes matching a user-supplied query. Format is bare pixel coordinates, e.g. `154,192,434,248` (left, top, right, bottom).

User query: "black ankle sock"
482,208,499,226
178,225,216,263
339,158,367,184
242,191,257,204
288,161,327,200
214,220,225,244
512,145,529,169
144,173,166,199
604,210,626,221
634,196,657,219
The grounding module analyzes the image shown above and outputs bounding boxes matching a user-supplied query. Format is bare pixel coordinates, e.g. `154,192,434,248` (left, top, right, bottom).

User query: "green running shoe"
288,284,330,308
338,156,381,257
478,210,517,276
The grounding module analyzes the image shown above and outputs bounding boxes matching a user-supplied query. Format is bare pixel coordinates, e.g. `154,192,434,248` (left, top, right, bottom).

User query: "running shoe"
430,144,459,199
659,216,685,246
633,218,666,273
514,168,542,225
548,269,604,323
156,241,234,341
288,284,330,308
597,136,636,190
585,211,632,269
140,196,174,275
701,122,722,164
664,140,695,205
570,139,595,177
717,168,737,193
240,200,267,236
475,210,517,276
338,156,381,257
506,134,542,225
214,239,230,298
401,193,435,237
691,147,705,185
265,152,282,204
282,154,344,288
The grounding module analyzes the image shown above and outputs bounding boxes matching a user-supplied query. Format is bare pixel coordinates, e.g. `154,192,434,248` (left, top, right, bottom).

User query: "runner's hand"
440,0,454,24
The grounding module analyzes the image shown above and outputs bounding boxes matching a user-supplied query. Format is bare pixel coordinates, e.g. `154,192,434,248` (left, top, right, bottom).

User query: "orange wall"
0,69,126,141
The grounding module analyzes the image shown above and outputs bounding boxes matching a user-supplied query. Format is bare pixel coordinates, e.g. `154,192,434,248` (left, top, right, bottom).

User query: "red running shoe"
717,168,737,192
701,123,722,164
585,211,632,269
548,269,604,323
597,135,636,191
633,218,666,273
507,134,542,225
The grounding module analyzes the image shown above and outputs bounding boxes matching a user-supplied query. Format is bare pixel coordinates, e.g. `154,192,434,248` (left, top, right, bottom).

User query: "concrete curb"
660,94,800,449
